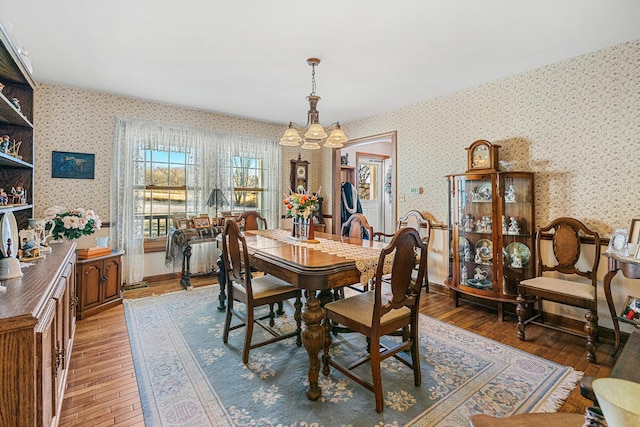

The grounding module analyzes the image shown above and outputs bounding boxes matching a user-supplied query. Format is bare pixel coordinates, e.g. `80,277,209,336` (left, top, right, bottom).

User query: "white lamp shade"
593,378,640,427
304,123,328,140
324,127,348,148
280,128,302,146
300,140,321,150
0,256,22,280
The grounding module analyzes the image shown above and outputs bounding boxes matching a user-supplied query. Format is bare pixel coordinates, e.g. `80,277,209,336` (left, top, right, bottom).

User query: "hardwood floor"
59,280,615,426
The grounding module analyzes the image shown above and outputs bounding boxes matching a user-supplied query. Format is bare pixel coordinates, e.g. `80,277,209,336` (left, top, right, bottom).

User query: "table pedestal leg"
301,293,325,400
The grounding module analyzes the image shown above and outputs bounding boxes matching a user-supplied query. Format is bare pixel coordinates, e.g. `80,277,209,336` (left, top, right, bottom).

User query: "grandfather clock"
290,154,309,191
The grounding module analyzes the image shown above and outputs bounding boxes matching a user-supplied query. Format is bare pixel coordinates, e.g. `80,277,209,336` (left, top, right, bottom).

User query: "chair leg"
243,307,255,364
585,310,598,364
322,317,332,376
410,323,421,386
370,337,384,413
268,303,275,327
223,298,233,343
516,294,528,340
294,295,303,346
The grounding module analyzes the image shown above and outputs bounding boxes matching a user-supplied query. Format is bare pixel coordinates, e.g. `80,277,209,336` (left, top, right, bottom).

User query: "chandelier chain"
310,63,317,96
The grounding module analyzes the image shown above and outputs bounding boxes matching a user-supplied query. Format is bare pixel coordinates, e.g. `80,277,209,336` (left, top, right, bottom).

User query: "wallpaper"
34,86,284,222
337,39,640,237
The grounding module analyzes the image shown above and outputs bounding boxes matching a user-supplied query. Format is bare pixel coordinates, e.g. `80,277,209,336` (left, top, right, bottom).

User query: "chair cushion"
519,276,595,301
325,291,410,328
233,274,297,299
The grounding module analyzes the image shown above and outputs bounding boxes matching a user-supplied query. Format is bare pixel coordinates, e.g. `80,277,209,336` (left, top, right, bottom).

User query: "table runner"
249,229,393,285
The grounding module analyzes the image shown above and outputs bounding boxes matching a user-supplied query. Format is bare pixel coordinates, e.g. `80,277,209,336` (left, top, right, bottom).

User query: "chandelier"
279,58,349,149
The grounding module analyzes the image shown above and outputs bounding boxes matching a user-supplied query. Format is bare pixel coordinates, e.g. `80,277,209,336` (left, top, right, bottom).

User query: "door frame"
332,131,397,235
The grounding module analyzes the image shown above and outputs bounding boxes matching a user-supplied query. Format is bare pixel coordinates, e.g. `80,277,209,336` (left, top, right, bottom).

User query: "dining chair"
221,219,302,364
237,210,267,231
339,213,375,294
516,217,601,363
374,210,431,293
321,227,428,413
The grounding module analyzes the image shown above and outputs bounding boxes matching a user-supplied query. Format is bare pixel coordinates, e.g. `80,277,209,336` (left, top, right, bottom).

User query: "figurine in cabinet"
0,134,9,153
11,186,26,204
463,243,472,261
461,265,468,283
463,214,474,232
508,217,520,234
0,188,7,205
510,248,523,268
505,184,516,202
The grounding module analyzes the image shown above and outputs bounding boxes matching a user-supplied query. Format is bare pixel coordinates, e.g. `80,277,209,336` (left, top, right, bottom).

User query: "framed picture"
172,215,187,228
52,151,95,179
176,219,192,230
192,216,211,228
620,295,640,324
629,219,640,245
606,228,629,256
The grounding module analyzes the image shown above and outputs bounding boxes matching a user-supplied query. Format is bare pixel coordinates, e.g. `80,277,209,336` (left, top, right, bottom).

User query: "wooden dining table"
218,229,387,401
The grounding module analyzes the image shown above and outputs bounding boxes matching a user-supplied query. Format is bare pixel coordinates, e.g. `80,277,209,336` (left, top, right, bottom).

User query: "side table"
76,250,125,319
602,253,640,354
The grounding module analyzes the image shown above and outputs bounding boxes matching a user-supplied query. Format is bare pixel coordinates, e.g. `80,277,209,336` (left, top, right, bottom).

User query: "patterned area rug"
124,286,582,426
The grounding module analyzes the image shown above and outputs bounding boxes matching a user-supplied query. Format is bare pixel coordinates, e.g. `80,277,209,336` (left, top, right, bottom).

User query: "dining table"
218,228,389,401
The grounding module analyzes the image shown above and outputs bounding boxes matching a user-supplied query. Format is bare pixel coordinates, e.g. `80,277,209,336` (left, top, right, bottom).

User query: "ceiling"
1,0,640,127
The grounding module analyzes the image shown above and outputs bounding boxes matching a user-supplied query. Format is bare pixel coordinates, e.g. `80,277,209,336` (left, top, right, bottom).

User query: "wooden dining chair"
221,219,302,364
341,213,374,240
322,227,428,413
338,213,376,295
374,210,431,293
237,210,267,231
516,217,601,363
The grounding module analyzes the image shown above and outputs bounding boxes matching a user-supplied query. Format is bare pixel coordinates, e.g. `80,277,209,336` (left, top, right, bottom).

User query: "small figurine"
10,186,25,204
0,188,7,205
0,135,9,153
511,248,523,268
508,217,520,234
21,237,40,258
484,216,492,233
476,219,483,232
463,214,474,232
505,184,516,203
10,97,21,112
502,215,507,233
463,243,472,262
474,267,487,281
461,265,468,283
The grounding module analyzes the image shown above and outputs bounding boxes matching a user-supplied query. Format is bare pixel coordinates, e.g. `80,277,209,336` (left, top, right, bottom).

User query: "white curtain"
112,118,280,285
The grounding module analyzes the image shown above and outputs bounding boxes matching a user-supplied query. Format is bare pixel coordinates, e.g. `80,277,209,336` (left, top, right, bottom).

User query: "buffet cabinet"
0,242,77,427
76,250,124,319
445,171,535,319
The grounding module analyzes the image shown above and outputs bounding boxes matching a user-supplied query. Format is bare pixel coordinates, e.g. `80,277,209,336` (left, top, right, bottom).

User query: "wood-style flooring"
59,279,615,426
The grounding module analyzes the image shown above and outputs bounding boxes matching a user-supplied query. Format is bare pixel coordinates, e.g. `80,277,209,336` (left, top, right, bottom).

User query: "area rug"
124,286,582,426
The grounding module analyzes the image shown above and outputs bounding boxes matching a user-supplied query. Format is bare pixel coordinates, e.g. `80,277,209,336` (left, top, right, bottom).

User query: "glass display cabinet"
445,140,535,319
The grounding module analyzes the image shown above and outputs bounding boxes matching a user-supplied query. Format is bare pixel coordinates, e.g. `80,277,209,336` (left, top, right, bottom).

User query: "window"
137,149,198,238
229,156,265,213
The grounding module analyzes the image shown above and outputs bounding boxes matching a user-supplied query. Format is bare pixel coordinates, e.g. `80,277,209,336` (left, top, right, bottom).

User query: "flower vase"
292,217,316,242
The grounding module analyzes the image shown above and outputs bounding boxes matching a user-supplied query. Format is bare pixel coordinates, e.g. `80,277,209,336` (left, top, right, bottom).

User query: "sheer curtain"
112,118,280,285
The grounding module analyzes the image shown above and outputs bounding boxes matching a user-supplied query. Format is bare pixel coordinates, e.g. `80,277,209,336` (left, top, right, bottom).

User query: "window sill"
144,238,167,253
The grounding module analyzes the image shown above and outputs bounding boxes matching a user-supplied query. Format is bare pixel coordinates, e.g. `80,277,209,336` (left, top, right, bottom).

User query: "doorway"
332,131,397,235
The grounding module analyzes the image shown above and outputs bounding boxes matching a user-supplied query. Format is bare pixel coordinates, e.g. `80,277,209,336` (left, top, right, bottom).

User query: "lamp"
205,189,228,218
592,378,640,427
279,58,349,150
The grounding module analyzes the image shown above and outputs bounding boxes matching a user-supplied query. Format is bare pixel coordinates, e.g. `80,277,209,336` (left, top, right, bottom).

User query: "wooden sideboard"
76,250,124,319
0,242,77,427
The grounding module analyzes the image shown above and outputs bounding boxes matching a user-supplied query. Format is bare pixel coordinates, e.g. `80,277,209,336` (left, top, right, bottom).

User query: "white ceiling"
2,0,640,127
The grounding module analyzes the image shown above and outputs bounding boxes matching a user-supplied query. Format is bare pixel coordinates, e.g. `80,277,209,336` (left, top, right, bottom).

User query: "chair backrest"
373,227,428,320
238,210,267,231
535,217,601,286
397,210,431,243
221,219,252,295
341,213,374,240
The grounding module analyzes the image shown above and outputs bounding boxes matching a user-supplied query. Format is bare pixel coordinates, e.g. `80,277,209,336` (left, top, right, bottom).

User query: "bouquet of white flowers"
44,206,102,240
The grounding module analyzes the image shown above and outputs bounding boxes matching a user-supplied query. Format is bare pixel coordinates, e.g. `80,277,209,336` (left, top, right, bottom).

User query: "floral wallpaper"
336,39,640,237
34,85,284,222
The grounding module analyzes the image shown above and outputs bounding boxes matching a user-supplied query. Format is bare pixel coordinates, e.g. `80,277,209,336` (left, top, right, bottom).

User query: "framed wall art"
52,151,95,179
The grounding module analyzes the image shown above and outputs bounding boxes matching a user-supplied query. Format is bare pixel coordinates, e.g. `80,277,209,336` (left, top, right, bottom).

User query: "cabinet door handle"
100,275,108,282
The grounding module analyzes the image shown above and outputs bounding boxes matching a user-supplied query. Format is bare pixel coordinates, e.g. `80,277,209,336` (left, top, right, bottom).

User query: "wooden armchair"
322,227,428,413
516,217,601,363
221,219,302,364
